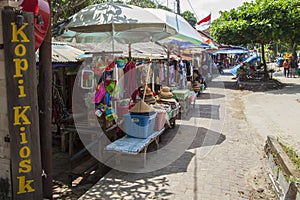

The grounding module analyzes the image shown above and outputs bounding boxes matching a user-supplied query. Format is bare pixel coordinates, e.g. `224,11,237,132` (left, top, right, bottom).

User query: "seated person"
192,69,207,89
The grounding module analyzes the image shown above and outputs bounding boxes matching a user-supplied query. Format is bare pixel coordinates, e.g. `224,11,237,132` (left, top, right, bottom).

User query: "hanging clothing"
159,62,165,84
178,61,187,89
169,65,175,85
123,61,137,98
140,63,152,84
153,62,160,85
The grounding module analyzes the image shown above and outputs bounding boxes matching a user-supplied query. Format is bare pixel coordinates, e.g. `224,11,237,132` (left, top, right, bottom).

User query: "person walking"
283,59,289,78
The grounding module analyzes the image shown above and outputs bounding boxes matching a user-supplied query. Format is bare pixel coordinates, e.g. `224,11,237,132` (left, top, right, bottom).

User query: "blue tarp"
230,54,259,76
276,57,284,67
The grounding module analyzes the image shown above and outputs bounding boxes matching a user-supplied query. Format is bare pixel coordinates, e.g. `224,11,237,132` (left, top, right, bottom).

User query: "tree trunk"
291,41,297,60
261,42,268,79
39,0,53,199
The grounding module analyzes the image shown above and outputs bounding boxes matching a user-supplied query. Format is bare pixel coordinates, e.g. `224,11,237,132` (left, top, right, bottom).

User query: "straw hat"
144,95,156,104
129,100,154,113
145,87,153,96
159,86,174,99
161,86,171,93
158,98,177,104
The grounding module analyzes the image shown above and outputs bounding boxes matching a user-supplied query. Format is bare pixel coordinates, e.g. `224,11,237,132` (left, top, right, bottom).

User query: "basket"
124,112,157,138
154,110,166,131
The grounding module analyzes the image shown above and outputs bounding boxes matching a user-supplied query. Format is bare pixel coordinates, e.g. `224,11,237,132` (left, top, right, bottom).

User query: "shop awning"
213,49,248,54
36,42,84,63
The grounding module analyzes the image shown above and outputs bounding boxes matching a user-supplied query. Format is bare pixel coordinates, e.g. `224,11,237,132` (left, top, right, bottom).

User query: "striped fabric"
105,129,164,154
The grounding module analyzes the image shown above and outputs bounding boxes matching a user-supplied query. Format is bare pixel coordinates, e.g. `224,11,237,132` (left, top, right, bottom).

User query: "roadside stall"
55,2,206,173
75,56,181,164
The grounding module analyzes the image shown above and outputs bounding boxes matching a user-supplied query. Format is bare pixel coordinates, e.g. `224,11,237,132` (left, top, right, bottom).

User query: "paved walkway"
79,73,277,199
243,68,300,154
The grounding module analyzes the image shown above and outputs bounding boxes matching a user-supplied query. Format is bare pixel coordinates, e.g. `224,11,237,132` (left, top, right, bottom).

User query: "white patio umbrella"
66,2,177,44
143,8,205,85
145,8,203,45
56,32,168,58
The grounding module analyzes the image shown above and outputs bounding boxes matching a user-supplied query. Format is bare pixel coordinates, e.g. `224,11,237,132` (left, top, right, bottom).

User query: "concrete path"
243,69,300,154
78,73,277,199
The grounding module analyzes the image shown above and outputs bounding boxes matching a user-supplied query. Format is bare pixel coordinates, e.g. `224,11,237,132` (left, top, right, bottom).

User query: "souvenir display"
93,83,106,103
125,100,156,138
80,54,191,141
129,100,154,115
143,87,156,105
158,86,174,99
81,68,94,89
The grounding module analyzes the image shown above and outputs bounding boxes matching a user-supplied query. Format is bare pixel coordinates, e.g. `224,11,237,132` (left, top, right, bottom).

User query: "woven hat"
145,87,153,96
192,81,200,87
144,95,156,104
161,86,170,92
159,86,173,98
158,98,177,104
129,100,153,113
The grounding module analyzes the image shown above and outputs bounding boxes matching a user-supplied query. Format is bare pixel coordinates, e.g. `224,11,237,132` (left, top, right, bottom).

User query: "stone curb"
237,79,283,91
265,135,300,200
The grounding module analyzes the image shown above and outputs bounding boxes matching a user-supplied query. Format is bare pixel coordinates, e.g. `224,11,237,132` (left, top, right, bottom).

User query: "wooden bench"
67,139,100,187
66,123,118,187
68,156,99,187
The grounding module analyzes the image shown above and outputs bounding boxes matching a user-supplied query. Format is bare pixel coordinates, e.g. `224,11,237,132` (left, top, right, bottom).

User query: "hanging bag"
93,83,106,103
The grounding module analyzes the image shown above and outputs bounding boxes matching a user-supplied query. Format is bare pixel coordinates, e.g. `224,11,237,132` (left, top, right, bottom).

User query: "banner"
2,9,42,200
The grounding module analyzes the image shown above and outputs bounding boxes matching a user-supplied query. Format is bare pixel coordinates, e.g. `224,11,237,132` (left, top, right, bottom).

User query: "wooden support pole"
39,0,53,198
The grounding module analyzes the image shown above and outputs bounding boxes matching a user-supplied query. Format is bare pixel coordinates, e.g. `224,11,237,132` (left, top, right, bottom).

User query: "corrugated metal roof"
36,42,84,63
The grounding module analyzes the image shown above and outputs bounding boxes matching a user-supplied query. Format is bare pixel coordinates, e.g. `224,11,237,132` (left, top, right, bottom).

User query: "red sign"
18,0,38,13
19,0,50,51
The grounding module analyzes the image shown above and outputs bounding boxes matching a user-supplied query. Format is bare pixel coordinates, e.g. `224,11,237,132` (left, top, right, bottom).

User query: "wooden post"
38,0,53,198
0,3,11,199
2,9,43,199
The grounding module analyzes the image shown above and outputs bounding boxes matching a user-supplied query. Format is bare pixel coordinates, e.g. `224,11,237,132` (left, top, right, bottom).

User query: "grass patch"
277,140,300,174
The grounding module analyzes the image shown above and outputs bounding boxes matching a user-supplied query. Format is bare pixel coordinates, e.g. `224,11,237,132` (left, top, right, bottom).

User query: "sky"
156,0,252,21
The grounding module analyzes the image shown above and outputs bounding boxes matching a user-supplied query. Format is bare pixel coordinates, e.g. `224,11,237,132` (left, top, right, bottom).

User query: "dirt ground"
225,84,277,200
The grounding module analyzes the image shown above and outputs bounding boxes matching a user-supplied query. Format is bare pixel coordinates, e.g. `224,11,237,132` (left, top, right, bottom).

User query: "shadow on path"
198,92,225,100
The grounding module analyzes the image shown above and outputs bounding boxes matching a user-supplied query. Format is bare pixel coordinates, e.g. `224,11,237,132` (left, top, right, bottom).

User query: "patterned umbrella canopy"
66,2,177,44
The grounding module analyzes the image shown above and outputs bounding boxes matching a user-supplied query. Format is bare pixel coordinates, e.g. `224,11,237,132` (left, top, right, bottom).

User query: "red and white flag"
195,13,211,31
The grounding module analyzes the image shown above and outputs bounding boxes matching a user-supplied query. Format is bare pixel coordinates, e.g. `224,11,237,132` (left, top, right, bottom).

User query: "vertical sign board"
2,10,43,199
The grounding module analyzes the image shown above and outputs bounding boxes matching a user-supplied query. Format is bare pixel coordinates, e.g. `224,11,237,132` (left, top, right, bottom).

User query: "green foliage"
52,0,93,26
126,0,156,8
211,0,280,46
181,11,197,27
279,141,300,174
126,0,171,11
211,0,300,75
211,0,300,48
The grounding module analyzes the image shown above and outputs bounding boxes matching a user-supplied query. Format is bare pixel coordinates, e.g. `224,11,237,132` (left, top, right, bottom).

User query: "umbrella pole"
142,61,152,101
167,49,170,86
111,22,119,111
151,42,154,92
128,43,132,61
